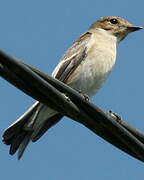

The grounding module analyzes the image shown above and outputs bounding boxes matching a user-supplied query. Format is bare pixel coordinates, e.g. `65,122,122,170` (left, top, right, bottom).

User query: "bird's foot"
78,90,89,101
107,110,122,123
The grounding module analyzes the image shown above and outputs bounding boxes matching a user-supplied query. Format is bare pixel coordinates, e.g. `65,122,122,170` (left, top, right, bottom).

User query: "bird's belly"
67,56,115,97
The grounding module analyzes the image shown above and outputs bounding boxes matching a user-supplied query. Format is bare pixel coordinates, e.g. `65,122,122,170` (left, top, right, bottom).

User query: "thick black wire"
1,50,144,162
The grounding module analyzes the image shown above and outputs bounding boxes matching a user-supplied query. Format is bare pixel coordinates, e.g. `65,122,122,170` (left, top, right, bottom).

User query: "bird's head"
89,16,143,42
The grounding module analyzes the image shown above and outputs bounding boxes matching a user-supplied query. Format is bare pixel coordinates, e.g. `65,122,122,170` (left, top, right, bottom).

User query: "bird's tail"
2,102,63,159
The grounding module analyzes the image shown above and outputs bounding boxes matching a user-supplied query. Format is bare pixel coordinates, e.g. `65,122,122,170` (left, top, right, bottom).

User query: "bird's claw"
107,110,122,123
78,90,89,101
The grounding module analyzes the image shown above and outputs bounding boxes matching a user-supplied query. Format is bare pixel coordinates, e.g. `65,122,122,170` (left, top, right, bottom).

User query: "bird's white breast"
68,29,117,97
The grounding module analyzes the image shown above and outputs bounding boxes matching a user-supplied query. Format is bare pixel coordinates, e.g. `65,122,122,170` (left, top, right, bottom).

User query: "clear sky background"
0,0,144,179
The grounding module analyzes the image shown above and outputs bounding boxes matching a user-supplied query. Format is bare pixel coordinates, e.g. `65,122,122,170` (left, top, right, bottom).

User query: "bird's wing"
52,32,91,82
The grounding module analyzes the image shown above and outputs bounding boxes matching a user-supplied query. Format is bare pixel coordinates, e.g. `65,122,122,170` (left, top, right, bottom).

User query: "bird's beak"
127,26,143,32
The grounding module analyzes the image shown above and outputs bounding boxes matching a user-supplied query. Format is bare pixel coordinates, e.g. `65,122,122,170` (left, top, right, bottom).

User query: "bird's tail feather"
2,102,61,159
17,132,32,160
32,114,63,142
3,102,39,142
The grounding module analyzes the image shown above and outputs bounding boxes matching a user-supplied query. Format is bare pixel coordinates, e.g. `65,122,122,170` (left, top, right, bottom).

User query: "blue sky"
0,0,144,179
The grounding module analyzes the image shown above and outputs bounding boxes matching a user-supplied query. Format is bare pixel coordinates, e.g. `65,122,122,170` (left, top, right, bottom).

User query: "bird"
2,16,143,159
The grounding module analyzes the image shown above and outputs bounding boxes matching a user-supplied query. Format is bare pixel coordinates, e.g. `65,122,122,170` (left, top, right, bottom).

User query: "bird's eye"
109,19,118,24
